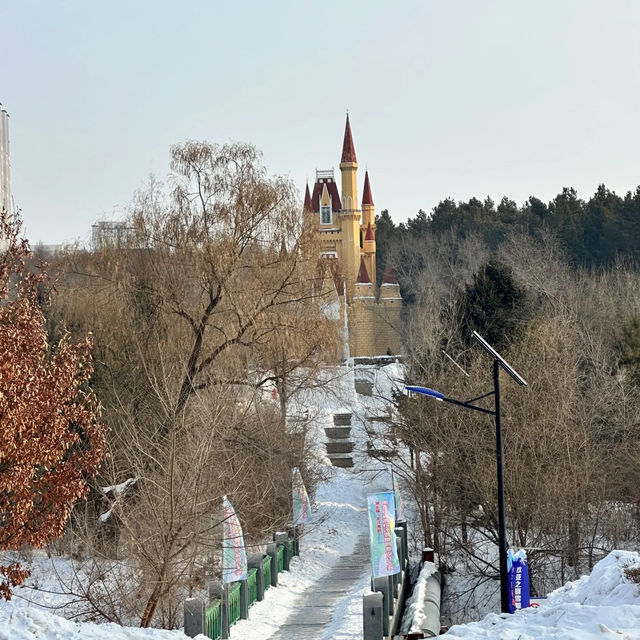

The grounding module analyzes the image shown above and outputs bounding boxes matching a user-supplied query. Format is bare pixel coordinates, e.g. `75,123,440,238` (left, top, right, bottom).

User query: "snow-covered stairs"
325,412,354,468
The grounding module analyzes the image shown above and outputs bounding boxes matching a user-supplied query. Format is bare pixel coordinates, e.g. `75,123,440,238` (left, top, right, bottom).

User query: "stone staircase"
325,412,354,467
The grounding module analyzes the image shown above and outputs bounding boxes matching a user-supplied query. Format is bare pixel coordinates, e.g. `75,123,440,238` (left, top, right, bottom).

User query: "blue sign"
507,549,530,612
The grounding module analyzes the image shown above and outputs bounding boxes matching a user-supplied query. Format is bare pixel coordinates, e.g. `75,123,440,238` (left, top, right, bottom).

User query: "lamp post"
406,331,527,614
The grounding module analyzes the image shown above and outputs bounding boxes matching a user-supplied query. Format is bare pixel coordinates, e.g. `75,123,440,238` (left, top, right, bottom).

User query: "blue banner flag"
507,549,530,612
367,492,401,578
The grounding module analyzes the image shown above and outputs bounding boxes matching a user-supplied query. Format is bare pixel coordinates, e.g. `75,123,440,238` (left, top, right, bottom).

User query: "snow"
5,361,640,640
0,605,194,640
400,560,437,635
444,550,640,639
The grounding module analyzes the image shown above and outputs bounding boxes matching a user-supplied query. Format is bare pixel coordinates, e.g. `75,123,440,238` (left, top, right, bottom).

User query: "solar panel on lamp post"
406,332,527,615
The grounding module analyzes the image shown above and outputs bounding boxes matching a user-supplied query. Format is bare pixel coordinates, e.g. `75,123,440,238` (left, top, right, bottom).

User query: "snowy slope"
444,550,640,639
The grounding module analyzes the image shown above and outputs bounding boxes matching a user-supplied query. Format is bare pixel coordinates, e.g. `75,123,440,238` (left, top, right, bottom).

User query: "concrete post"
274,532,290,570
395,525,406,567
362,592,384,640
391,570,399,599
221,583,230,639
397,520,408,564
248,554,265,601
373,576,390,637
183,598,205,638
239,579,249,620
266,543,278,586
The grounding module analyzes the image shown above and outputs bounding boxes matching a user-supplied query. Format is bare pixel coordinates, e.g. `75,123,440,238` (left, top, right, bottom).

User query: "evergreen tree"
457,257,530,351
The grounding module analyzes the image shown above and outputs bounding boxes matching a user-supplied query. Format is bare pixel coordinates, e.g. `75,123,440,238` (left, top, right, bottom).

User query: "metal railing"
184,529,300,638
205,600,222,640
247,568,258,607
228,581,242,627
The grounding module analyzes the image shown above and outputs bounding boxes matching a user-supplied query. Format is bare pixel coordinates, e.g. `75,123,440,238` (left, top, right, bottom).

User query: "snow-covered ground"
4,360,639,640
0,363,402,640
444,550,640,639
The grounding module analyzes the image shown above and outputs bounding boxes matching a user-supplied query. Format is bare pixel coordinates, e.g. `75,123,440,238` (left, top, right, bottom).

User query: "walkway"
269,533,370,640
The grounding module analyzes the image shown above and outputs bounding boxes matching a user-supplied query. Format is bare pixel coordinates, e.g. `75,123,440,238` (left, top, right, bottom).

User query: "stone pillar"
266,543,278,586
221,583,230,640
373,576,391,636
362,592,384,640
183,598,204,638
239,579,249,620
396,532,404,572
248,554,265,601
274,532,290,570
396,523,408,566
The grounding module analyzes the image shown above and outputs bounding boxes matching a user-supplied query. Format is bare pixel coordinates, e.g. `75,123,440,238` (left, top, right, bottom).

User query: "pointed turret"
362,170,374,206
365,222,375,241
356,256,371,284
354,256,375,300
341,114,357,163
303,183,312,212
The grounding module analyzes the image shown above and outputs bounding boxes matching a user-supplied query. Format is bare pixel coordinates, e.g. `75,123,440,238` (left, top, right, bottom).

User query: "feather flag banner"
292,467,313,525
222,496,247,583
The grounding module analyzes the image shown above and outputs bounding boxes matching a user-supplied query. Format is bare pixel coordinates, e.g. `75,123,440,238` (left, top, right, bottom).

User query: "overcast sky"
2,0,640,245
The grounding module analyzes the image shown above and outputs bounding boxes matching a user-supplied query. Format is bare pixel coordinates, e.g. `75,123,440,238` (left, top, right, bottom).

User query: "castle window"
321,205,332,224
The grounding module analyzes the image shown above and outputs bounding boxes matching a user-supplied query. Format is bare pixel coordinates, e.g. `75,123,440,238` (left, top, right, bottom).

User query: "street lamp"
406,331,527,614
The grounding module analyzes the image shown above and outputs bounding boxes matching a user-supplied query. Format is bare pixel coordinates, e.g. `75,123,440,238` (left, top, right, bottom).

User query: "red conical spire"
365,222,375,241
356,257,371,284
362,170,374,206
303,183,312,211
341,114,357,163
381,263,398,285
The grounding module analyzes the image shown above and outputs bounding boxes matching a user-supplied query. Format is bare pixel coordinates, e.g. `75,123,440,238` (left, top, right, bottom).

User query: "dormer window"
321,205,332,224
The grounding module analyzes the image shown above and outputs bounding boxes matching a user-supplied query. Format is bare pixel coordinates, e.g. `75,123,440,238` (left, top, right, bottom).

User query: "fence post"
221,583,230,639
395,525,406,568
266,543,278,586
274,532,290,570
397,520,408,564
248,554,265,601
373,576,390,637
362,591,384,640
183,598,205,638
239,578,249,620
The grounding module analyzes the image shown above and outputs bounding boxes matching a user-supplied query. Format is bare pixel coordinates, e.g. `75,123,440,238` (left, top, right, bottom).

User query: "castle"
304,116,402,358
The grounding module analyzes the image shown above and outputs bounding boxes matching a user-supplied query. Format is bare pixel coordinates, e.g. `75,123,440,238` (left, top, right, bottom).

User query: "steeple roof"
341,114,357,163
356,257,371,284
362,170,374,206
303,183,312,211
365,222,375,241
381,263,398,285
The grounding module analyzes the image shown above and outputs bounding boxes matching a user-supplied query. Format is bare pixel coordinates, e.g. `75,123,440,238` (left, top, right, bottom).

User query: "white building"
0,105,10,214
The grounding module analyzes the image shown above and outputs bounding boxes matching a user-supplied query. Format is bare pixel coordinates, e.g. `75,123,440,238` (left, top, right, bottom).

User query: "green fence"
247,567,258,607
263,553,272,590
288,538,295,558
276,545,285,572
228,581,242,627
205,600,222,640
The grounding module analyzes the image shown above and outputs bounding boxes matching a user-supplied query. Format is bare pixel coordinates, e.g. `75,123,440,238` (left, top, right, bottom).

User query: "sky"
2,0,640,245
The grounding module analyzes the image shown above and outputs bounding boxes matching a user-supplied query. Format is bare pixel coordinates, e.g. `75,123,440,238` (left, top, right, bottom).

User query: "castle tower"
361,170,375,229
361,170,376,285
339,115,361,299
363,222,376,286
303,182,312,212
